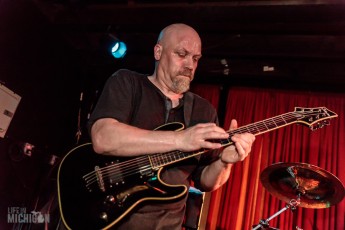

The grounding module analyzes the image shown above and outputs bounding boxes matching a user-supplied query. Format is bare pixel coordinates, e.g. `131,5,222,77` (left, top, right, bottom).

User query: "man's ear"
154,44,162,60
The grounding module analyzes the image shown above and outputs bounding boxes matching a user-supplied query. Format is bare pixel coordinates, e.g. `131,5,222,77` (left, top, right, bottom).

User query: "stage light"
108,34,127,59
111,41,127,59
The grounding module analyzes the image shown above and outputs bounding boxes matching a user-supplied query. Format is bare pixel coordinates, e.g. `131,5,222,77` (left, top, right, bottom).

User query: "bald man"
87,23,255,229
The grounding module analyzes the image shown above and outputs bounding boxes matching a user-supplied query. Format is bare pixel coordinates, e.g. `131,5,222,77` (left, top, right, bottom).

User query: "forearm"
91,118,179,156
91,118,230,158
199,158,233,192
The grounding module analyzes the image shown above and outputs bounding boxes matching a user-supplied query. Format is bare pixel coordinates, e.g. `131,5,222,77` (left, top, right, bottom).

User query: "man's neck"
148,75,183,108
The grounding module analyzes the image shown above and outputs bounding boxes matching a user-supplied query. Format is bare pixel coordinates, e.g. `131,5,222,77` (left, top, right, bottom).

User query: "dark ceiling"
30,0,345,91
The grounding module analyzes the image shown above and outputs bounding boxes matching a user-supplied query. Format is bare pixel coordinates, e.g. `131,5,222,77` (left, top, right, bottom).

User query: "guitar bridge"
95,166,106,192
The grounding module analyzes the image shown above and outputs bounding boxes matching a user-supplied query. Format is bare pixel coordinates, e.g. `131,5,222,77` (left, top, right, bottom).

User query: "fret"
162,154,168,164
265,118,278,130
245,124,261,135
167,154,173,163
255,121,269,133
149,155,156,167
261,120,269,130
275,115,288,126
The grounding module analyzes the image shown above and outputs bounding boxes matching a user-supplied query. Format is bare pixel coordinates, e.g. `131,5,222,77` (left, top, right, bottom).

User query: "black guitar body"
58,138,187,229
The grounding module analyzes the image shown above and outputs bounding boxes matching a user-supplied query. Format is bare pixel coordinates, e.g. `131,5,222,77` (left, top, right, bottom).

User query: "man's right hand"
175,123,229,152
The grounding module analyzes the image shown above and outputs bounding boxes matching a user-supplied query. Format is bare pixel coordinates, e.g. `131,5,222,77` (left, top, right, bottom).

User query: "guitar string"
83,111,311,187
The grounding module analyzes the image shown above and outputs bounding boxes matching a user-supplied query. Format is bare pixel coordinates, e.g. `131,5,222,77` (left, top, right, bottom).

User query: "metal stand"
252,198,300,230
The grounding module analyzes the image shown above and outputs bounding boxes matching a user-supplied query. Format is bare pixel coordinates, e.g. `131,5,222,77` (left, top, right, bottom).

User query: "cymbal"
260,162,345,209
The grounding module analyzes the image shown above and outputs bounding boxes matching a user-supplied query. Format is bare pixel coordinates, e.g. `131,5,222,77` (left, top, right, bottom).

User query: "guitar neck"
150,111,301,169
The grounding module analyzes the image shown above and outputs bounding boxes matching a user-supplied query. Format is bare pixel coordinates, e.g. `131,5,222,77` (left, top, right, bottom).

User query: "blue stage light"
111,41,127,59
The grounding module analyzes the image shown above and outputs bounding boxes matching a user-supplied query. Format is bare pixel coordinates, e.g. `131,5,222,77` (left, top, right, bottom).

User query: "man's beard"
172,76,191,94
171,69,193,94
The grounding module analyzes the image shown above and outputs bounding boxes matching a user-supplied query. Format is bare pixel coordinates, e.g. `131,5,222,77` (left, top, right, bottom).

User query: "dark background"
0,0,344,229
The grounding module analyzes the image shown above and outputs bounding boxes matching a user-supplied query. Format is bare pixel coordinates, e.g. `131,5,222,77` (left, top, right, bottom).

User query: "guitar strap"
183,91,194,128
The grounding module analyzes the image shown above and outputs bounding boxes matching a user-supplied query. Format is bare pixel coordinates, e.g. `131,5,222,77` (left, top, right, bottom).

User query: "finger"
195,122,218,129
194,123,228,138
234,141,249,161
232,135,252,152
229,119,238,131
232,133,255,145
193,123,228,137
234,141,244,155
201,141,223,149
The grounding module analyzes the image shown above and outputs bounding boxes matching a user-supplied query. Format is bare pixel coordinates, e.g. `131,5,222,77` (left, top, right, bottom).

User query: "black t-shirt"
87,69,220,230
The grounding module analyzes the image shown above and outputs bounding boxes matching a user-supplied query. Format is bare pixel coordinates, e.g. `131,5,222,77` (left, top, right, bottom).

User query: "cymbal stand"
252,198,300,230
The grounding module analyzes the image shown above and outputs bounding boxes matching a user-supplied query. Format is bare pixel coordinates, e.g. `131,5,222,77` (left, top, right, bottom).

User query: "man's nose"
184,56,194,69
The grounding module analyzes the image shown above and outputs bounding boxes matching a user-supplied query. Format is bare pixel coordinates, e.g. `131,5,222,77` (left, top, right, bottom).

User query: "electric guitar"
57,107,337,229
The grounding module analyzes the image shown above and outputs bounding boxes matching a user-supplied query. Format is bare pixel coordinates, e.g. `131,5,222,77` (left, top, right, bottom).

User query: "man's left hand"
220,119,255,164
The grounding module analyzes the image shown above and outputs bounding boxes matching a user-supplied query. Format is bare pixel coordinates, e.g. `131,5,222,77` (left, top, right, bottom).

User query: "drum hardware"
252,162,345,230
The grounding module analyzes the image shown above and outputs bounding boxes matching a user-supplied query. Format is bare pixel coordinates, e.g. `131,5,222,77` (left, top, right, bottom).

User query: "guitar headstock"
294,107,338,131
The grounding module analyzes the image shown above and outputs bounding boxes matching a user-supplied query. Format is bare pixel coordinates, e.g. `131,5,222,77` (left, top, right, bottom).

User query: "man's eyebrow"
176,48,202,56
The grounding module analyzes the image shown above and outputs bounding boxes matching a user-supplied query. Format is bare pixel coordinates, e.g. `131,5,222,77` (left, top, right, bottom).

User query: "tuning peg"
323,120,330,126
310,120,332,131
310,122,321,131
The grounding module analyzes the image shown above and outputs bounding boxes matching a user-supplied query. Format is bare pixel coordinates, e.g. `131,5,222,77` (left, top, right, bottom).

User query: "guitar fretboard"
230,111,302,136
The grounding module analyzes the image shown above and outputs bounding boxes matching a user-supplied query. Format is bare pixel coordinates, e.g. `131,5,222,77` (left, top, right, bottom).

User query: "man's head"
153,23,202,94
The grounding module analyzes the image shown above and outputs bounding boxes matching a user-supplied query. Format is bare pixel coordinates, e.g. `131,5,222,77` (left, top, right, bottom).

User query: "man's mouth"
179,70,193,79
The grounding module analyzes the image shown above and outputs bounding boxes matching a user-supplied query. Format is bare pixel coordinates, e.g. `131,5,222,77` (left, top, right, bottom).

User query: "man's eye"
177,52,186,57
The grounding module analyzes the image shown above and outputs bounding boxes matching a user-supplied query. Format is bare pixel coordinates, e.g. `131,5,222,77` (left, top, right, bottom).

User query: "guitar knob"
99,212,108,222
105,195,116,205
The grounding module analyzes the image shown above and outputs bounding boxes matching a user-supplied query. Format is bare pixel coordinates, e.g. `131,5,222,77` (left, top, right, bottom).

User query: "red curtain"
190,84,221,111
198,86,345,230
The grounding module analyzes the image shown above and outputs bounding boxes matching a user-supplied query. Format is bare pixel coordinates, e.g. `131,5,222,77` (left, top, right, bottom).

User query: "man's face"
156,29,202,94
